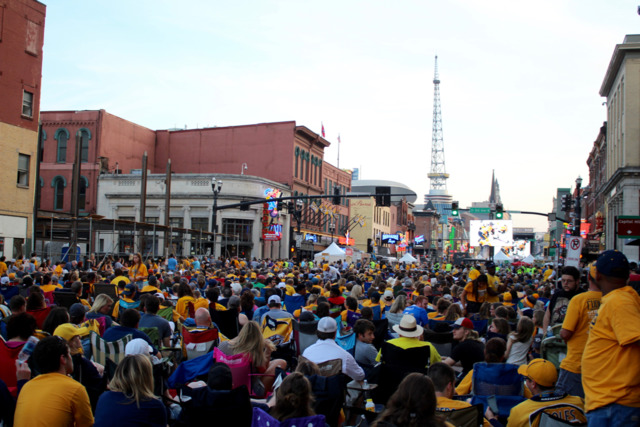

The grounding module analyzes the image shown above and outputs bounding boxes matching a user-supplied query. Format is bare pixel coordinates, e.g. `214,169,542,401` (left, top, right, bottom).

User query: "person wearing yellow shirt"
54,262,64,277
376,315,441,367
485,261,501,304
14,336,94,427
429,362,492,427
487,359,586,426
582,250,640,425
0,256,6,277
461,274,489,314
129,253,148,286
556,263,601,398
175,283,196,320
110,268,131,286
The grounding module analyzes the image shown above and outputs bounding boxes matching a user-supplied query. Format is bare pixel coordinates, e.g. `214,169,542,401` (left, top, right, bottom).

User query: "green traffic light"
496,212,503,219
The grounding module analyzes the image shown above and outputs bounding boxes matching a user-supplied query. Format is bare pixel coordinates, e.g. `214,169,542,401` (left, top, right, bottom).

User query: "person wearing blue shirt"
402,296,430,327
167,254,178,272
103,309,159,355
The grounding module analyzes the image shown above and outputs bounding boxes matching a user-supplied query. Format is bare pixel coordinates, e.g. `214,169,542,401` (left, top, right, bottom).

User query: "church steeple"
489,170,502,205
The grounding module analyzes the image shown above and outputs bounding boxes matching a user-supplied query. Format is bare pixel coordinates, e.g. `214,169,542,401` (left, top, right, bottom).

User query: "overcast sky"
40,1,640,232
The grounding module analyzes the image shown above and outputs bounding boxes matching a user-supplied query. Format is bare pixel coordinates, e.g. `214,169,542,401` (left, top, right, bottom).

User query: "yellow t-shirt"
464,281,488,303
486,274,501,303
506,393,585,427
582,286,640,411
0,262,6,276
110,275,131,286
559,290,601,374
375,336,441,366
14,372,94,427
176,295,196,319
129,263,148,281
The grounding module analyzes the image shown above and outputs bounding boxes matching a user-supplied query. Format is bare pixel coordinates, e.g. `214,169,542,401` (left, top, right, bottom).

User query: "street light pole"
329,222,335,244
211,177,223,259
573,176,582,237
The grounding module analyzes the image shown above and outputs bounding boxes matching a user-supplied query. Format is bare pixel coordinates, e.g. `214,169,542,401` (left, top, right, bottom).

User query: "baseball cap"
122,283,137,297
503,292,513,302
317,316,337,333
0,277,9,285
268,295,282,305
518,358,557,388
452,317,474,330
523,295,536,309
485,261,496,268
69,303,88,319
54,323,89,341
383,290,394,300
596,250,629,279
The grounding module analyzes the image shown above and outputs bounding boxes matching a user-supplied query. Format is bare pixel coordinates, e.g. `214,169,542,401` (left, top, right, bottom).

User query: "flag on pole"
337,134,341,144
321,123,325,138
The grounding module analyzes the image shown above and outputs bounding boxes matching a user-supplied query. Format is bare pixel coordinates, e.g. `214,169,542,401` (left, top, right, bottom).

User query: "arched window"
79,176,89,210
78,128,91,163
55,128,70,163
51,175,67,210
40,129,47,162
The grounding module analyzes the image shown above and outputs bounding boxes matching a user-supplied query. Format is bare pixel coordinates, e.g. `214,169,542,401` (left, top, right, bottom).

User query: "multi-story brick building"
0,0,46,257
38,114,350,256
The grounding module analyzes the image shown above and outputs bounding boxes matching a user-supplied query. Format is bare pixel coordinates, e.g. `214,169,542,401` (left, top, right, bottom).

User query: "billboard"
500,240,530,258
470,220,514,247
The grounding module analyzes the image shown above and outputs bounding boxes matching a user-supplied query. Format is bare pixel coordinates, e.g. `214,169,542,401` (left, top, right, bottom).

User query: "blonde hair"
109,354,155,407
230,321,265,368
89,294,114,314
350,285,364,300
390,294,407,314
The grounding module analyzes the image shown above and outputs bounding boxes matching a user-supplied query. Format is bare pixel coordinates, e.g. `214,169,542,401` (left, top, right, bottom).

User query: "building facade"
40,110,157,215
96,173,291,259
0,0,46,258
600,35,640,260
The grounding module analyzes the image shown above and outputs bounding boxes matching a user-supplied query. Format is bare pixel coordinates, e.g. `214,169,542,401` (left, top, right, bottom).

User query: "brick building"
0,0,46,257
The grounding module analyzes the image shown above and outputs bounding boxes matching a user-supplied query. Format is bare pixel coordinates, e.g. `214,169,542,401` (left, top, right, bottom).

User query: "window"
17,154,29,186
52,176,66,210
170,217,184,228
22,91,33,118
191,217,209,231
79,128,91,163
55,128,70,163
222,218,253,242
78,176,88,210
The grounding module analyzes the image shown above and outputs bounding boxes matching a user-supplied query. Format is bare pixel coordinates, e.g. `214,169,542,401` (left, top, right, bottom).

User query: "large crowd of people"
0,249,638,427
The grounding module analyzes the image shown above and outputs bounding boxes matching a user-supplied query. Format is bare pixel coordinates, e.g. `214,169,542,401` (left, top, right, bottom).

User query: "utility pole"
138,152,148,254
69,131,82,262
164,160,172,257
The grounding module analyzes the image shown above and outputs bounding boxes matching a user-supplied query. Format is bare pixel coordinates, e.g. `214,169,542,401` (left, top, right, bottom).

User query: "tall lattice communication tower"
424,55,452,204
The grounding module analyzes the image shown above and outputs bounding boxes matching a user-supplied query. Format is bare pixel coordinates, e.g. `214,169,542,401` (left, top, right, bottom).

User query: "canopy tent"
314,242,346,264
493,251,512,263
522,254,535,264
398,253,417,263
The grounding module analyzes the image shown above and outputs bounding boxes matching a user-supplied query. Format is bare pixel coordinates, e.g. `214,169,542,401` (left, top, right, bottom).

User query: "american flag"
321,123,325,138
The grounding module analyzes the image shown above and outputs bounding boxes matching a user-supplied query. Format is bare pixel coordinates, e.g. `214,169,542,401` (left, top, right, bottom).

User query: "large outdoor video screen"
501,240,531,258
470,220,514,247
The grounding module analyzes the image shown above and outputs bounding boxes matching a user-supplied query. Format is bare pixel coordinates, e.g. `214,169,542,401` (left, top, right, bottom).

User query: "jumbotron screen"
470,220,514,247
501,240,531,258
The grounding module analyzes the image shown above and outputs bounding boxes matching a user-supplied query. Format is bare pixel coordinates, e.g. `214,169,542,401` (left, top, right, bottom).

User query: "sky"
40,1,640,232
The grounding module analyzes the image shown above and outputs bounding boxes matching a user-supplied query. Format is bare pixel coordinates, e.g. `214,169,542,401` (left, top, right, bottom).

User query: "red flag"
321,123,325,138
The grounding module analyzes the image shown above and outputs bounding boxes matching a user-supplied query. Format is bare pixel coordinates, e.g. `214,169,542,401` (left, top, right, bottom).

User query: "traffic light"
451,201,459,217
332,187,341,205
495,203,504,219
561,194,572,212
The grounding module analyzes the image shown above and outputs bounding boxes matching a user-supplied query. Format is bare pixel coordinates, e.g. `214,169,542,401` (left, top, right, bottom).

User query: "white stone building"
96,173,292,259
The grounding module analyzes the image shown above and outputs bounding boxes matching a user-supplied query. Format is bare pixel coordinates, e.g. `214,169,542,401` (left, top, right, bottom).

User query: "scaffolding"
34,215,215,262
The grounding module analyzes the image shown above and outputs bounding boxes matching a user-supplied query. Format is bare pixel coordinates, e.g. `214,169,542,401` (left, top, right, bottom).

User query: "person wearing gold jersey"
556,263,601,398
461,274,489,314
485,359,586,427
582,250,640,426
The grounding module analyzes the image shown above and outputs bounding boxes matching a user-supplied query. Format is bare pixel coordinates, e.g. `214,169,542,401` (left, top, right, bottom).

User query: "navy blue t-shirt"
94,391,167,427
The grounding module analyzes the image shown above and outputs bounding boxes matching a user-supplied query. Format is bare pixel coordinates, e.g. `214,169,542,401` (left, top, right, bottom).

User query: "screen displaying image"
470,220,514,247
500,240,530,258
